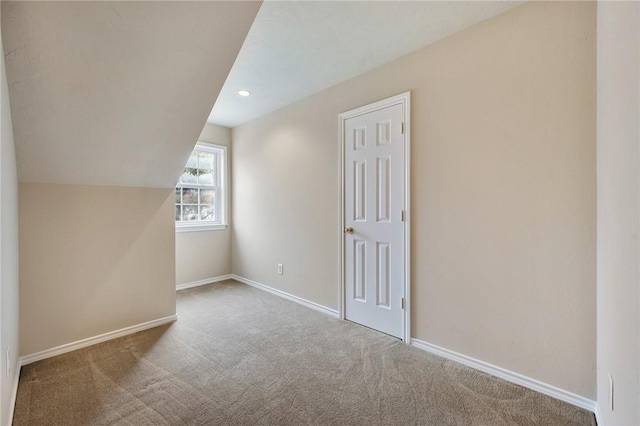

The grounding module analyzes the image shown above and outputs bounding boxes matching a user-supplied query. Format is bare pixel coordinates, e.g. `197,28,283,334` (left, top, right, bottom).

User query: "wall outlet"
609,373,614,411
277,264,283,275
5,348,10,378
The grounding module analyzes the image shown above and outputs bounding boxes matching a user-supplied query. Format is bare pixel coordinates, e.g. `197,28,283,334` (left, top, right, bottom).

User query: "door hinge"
401,122,405,134
401,210,405,222
401,298,406,309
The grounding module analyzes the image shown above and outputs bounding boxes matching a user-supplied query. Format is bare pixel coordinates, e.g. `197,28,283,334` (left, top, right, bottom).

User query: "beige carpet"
13,280,595,425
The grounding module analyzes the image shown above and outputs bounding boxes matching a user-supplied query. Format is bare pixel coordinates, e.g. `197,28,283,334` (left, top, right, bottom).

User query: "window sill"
175,223,228,233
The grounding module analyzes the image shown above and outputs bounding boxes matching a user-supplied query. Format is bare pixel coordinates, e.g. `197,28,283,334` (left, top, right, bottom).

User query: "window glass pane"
198,169,214,186
198,152,214,170
186,151,197,168
200,189,215,204
200,205,214,221
183,188,198,204
175,205,182,221
174,188,181,204
180,168,197,184
183,205,198,221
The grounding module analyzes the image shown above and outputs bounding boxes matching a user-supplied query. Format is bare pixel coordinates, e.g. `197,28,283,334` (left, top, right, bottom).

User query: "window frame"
175,141,228,233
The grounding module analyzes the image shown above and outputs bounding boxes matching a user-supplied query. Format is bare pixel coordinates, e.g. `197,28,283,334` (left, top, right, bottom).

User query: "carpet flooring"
13,280,596,425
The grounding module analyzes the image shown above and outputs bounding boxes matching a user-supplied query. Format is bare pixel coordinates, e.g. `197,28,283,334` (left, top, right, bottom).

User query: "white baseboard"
176,274,233,291
411,339,596,414
594,402,603,425
8,361,21,425
231,274,339,318
20,315,178,366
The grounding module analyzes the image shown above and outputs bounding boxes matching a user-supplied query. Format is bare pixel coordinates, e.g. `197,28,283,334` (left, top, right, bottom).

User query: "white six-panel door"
343,101,405,339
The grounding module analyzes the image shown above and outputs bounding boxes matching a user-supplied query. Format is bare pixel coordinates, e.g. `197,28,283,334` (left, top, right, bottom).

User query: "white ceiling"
209,0,523,128
2,1,261,187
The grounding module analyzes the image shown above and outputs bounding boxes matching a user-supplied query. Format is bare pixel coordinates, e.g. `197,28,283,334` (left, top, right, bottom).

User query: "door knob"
343,227,354,234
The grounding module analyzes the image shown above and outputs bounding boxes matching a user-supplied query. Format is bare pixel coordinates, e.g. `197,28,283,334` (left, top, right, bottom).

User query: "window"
175,142,227,232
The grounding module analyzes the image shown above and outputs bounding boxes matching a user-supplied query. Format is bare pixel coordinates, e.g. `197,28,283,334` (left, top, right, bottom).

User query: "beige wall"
232,1,596,399
19,183,175,356
0,12,20,425
176,123,232,286
596,2,640,424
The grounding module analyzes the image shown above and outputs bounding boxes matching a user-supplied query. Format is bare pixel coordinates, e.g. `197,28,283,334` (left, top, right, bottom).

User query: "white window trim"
175,141,228,233
175,223,227,233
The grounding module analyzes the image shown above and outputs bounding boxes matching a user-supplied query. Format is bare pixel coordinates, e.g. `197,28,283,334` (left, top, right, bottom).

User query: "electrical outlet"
609,373,614,411
5,348,10,378
277,264,283,275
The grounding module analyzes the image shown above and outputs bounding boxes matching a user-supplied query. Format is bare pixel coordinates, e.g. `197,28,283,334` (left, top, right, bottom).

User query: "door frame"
338,91,411,344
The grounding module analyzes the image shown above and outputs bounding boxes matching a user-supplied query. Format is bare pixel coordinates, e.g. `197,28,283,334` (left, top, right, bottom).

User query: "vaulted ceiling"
1,1,261,188
2,1,522,189
209,0,522,127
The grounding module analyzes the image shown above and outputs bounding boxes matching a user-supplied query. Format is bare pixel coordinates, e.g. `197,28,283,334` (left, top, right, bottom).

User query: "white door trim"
339,91,411,344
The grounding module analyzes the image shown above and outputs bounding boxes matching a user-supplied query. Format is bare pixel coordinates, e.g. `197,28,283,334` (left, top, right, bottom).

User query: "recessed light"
238,90,251,97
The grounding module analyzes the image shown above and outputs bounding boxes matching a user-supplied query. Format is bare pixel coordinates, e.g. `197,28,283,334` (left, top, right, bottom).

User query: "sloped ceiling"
1,1,261,188
209,0,522,128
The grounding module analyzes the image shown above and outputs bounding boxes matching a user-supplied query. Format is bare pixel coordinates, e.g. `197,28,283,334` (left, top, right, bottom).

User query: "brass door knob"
343,227,354,234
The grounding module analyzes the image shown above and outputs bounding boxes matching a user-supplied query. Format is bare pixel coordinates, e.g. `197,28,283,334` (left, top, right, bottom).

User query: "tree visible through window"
175,142,226,230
